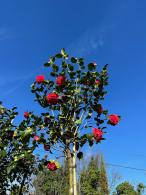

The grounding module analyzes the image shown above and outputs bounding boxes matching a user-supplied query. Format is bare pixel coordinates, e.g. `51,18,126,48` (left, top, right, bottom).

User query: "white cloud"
0,67,43,97
68,24,115,57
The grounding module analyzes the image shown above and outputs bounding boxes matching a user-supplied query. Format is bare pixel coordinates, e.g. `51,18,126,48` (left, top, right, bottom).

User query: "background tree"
136,183,145,195
113,181,145,195
0,103,22,194
80,156,100,195
99,156,109,195
80,155,109,195
31,49,120,195
10,186,27,195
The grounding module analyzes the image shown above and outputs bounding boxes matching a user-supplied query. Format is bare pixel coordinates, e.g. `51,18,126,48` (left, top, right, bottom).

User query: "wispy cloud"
68,24,114,57
0,76,26,87
0,67,43,97
0,76,29,97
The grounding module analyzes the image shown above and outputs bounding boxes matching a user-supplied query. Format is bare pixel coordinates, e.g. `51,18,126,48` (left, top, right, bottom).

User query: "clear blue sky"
0,0,146,186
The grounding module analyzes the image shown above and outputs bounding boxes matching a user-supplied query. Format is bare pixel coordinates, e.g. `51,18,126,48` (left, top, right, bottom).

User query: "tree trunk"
73,144,77,195
66,148,74,195
66,145,78,195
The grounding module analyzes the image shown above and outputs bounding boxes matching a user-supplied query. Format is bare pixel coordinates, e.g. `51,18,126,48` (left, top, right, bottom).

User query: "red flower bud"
95,79,100,86
36,75,45,83
44,144,50,151
47,93,59,104
56,75,66,86
92,128,103,142
47,162,57,171
7,131,14,137
24,112,29,119
34,135,39,141
108,114,120,126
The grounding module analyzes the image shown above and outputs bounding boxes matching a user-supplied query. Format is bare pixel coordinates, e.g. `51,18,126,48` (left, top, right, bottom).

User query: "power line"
106,162,146,172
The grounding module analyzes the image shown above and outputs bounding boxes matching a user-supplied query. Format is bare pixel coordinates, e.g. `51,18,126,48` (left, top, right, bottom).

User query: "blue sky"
0,0,146,187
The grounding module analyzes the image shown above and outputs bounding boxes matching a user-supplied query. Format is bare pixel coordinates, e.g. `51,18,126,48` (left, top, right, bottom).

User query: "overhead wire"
106,162,146,172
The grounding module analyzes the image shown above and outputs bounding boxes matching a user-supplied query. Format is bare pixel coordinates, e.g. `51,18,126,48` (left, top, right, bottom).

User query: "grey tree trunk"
66,148,74,195
73,144,77,195
66,142,78,195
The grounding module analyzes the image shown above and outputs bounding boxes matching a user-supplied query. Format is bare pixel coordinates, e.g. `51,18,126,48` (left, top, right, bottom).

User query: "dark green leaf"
68,64,74,71
71,57,77,63
88,139,94,147
44,62,50,67
50,72,56,77
56,54,62,58
77,152,83,160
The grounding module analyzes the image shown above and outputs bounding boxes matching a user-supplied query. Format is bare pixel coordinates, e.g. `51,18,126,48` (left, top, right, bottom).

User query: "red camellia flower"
24,112,29,118
108,114,120,126
95,79,100,86
34,135,39,141
36,75,45,83
47,93,59,104
47,161,57,171
56,75,66,86
92,128,103,142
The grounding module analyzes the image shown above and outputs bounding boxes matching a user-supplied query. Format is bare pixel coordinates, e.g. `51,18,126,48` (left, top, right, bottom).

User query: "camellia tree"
30,49,120,195
0,103,18,194
0,103,44,195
